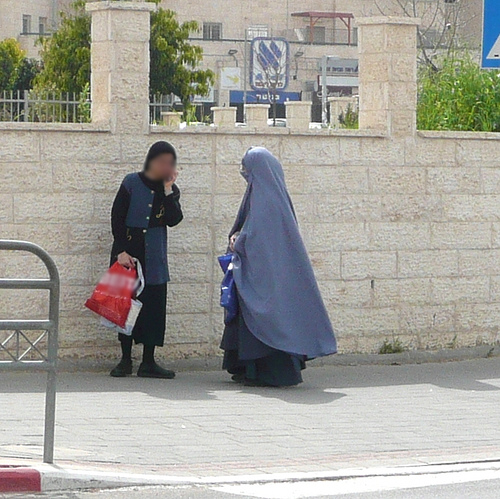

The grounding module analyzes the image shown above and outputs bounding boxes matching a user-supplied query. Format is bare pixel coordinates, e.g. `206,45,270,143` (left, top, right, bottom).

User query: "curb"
16,459,500,492
41,344,500,373
0,466,41,493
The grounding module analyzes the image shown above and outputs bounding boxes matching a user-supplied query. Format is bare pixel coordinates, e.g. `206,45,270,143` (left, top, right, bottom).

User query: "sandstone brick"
0,289,49,319
341,251,397,280
114,42,149,73
0,252,48,279
0,162,52,193
215,163,247,195
15,224,69,254
359,53,391,83
109,9,151,43
333,307,399,336
369,166,425,193
444,195,500,221
309,252,341,281
381,195,443,222
53,163,131,192
308,223,371,252
481,168,500,194
455,304,500,333
390,53,417,82
167,313,214,344
431,276,490,304
42,134,121,163
0,133,39,161
427,167,481,193
360,138,405,166
168,253,211,283
60,285,93,314
213,194,241,224
307,166,369,194
415,138,457,166
386,26,417,53
399,305,455,336
168,284,211,314
458,249,500,277
0,195,13,223
315,195,381,222
281,136,340,165
373,278,432,307
370,223,431,250
216,135,280,164
175,163,213,194
319,280,371,308
169,222,212,254
457,140,500,167
52,254,93,285
398,250,459,278
431,222,491,249
68,224,112,255
339,137,362,166
93,193,114,223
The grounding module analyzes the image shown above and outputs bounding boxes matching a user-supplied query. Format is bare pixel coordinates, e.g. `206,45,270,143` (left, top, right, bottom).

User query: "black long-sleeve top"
110,172,183,268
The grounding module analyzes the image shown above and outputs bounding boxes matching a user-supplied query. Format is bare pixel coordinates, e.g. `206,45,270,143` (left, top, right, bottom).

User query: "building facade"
0,0,72,58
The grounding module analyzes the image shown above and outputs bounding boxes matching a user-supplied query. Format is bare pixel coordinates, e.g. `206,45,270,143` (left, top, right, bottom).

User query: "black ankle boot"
110,358,133,377
137,361,175,379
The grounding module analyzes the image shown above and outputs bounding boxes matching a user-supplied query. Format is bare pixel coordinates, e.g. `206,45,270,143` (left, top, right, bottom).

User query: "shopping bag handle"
133,259,145,297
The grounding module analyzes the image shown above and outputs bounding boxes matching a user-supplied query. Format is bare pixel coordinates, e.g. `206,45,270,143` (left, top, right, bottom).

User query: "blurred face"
147,153,176,181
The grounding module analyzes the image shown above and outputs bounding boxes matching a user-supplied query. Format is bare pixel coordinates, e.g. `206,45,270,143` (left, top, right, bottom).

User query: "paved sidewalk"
1,358,500,478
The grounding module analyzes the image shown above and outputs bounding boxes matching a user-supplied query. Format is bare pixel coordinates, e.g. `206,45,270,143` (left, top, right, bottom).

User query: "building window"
203,22,222,41
22,15,32,34
39,17,48,34
247,25,268,39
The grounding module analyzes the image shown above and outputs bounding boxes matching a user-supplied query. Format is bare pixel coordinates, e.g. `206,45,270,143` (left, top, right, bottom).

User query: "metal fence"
150,93,175,124
0,90,90,123
0,240,60,464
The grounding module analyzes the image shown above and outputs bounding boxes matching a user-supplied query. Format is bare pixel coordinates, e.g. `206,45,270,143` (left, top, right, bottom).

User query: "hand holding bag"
85,259,145,335
218,253,238,324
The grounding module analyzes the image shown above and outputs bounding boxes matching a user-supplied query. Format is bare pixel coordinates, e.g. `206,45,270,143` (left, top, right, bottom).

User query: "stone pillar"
245,104,269,129
357,17,420,136
328,96,358,128
86,1,156,134
211,107,237,128
285,101,312,131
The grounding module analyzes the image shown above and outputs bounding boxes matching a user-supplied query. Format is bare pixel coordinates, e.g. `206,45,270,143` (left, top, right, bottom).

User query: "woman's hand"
164,171,178,193
117,251,135,269
229,233,239,252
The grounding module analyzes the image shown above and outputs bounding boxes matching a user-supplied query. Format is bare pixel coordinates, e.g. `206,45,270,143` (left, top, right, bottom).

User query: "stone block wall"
0,4,499,361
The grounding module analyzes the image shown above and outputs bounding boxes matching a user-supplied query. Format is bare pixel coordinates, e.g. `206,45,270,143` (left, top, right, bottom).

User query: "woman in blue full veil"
220,147,337,387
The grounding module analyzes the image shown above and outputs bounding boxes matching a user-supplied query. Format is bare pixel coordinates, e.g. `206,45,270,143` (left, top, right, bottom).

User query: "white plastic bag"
101,259,145,336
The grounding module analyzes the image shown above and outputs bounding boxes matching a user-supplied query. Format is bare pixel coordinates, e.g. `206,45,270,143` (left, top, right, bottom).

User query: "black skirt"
127,283,167,347
221,312,305,387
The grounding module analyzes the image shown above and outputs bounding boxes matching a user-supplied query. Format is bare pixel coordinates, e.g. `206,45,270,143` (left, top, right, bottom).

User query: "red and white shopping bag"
85,259,145,334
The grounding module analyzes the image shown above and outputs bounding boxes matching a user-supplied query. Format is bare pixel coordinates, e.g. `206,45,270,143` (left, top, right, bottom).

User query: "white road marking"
214,469,500,498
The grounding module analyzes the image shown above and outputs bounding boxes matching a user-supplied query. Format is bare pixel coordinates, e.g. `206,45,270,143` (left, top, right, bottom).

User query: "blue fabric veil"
230,147,337,359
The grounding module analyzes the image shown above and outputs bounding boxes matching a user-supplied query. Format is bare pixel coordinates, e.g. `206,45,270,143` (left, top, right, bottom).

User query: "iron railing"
150,93,175,124
0,240,60,464
0,90,90,123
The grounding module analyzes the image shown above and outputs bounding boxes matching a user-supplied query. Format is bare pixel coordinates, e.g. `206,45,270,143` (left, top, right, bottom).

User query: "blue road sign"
482,0,500,68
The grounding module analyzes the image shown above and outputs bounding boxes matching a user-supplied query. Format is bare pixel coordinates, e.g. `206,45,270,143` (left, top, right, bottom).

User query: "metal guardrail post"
0,240,60,464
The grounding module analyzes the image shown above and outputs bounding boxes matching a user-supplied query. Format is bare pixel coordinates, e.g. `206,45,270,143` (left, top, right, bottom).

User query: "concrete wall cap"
86,1,157,13
285,101,312,106
244,104,270,109
356,16,421,27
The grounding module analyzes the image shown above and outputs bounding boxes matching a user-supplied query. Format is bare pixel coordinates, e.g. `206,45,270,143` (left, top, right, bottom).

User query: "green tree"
14,58,42,91
0,39,26,91
35,0,90,93
35,0,214,113
150,8,214,111
418,55,500,132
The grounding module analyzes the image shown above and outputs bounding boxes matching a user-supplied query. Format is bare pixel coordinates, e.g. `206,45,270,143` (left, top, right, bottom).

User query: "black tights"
119,335,155,364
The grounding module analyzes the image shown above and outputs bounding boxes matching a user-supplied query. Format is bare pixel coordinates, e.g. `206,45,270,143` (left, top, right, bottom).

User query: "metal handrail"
0,240,60,464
